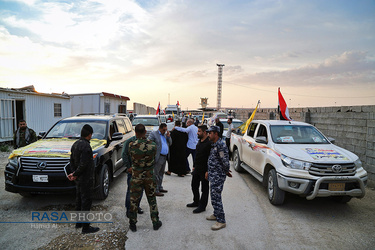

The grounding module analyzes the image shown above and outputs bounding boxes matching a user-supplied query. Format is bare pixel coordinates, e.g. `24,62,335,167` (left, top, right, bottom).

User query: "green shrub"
0,144,10,152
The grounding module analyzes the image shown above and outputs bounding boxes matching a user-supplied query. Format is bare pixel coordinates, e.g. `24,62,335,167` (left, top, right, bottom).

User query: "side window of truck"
116,119,126,134
124,119,132,132
247,123,257,138
256,124,268,139
109,121,119,138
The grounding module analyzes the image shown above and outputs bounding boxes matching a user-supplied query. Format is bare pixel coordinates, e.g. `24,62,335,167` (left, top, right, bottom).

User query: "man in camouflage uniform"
128,124,162,232
13,119,37,149
122,135,144,217
205,126,231,231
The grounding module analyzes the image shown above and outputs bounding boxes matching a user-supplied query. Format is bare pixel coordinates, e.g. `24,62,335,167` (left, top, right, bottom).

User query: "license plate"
32,175,48,183
328,183,345,191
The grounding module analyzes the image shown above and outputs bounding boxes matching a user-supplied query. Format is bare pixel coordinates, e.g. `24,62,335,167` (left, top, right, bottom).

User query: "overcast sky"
0,0,374,111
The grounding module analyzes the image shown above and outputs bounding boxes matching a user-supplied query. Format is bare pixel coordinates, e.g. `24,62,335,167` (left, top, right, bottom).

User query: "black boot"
129,223,137,232
153,221,162,230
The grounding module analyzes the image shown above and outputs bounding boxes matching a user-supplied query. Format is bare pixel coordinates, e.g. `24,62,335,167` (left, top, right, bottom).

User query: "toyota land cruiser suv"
4,113,134,199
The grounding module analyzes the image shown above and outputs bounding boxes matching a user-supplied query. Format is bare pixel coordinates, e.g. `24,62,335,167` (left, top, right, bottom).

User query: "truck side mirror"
38,131,46,139
111,132,123,141
328,137,336,144
255,136,267,144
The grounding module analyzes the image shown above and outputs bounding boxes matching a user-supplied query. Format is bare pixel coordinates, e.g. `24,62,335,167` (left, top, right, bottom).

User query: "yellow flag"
202,112,205,122
172,111,175,118
242,101,260,134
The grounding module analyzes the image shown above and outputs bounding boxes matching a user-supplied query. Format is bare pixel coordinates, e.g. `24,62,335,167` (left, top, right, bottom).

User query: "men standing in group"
128,124,162,232
149,123,172,196
215,118,224,138
122,135,144,218
68,124,99,234
13,119,37,149
173,118,198,174
187,125,211,214
206,126,231,231
225,118,235,158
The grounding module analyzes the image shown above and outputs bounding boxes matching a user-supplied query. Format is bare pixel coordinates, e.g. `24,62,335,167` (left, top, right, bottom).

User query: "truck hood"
9,138,107,159
273,143,357,163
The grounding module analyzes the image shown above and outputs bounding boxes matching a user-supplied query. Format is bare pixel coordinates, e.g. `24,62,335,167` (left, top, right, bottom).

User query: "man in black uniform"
68,124,100,234
186,125,212,213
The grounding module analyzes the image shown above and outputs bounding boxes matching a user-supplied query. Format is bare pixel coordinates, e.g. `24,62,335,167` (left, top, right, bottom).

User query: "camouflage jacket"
128,137,157,171
121,135,136,171
207,138,230,182
13,127,37,149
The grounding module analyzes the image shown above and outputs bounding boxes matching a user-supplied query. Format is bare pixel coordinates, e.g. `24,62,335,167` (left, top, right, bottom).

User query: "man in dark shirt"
68,124,99,234
186,125,212,213
215,118,224,138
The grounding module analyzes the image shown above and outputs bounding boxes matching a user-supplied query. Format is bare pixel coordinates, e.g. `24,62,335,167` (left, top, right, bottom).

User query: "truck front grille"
309,163,356,177
20,157,69,173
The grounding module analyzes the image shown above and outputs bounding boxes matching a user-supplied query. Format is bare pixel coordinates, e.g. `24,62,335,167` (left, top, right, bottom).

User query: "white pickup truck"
230,120,368,205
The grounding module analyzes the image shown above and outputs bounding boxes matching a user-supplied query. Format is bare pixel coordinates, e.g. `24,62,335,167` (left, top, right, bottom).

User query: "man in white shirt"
173,118,198,173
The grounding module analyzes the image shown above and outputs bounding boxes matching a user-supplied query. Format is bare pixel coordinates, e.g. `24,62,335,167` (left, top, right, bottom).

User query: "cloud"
233,51,375,87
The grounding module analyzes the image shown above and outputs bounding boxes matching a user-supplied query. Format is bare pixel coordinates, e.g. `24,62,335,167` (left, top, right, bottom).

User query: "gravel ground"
0,149,129,250
1,147,375,249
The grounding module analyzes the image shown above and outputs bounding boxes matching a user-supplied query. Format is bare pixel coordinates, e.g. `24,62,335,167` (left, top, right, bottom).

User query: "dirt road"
1,150,374,249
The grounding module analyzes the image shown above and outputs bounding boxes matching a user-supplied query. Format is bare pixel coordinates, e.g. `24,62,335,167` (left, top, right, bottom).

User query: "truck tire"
94,164,110,200
267,169,285,205
233,149,244,172
332,196,352,204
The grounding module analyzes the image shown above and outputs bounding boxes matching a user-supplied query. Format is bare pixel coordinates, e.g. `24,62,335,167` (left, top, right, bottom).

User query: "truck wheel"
233,149,244,172
267,169,285,205
94,164,110,200
332,196,352,204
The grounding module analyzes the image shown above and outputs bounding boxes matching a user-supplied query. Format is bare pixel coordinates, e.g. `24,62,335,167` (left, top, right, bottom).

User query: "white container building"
70,92,130,116
0,86,71,142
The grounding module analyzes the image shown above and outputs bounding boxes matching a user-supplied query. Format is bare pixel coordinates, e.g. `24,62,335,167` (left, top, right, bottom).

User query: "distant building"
70,92,130,116
0,85,71,142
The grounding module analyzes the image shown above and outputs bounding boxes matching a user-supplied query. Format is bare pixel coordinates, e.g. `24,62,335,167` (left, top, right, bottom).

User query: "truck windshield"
45,121,107,140
270,125,329,144
132,118,159,126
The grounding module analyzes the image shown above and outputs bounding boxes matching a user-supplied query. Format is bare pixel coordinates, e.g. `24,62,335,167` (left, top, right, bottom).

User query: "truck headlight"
281,155,311,170
9,157,18,168
354,158,362,170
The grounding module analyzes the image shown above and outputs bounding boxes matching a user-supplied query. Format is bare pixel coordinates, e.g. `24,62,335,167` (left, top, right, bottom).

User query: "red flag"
177,101,180,106
278,88,291,121
156,102,160,115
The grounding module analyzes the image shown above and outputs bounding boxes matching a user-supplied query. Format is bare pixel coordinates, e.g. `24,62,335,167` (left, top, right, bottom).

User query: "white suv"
230,120,368,205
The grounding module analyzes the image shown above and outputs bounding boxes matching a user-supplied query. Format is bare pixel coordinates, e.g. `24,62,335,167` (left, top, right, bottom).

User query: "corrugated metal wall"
100,95,127,114
25,94,71,134
71,94,101,115
0,90,71,140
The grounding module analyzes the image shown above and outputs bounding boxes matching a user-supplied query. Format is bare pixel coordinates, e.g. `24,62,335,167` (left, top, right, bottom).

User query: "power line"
227,82,375,99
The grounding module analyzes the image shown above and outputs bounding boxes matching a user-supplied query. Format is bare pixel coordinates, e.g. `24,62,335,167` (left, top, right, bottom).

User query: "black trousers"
75,180,93,229
225,137,232,158
191,171,209,209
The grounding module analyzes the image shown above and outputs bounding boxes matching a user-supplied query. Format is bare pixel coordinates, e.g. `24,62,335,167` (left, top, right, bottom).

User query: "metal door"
0,99,16,141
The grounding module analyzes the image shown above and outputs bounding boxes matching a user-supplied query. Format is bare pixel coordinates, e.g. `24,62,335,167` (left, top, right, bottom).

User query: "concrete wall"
133,103,156,115
226,105,375,187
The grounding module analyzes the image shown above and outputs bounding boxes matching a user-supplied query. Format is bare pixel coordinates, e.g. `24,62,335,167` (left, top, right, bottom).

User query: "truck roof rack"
75,113,128,117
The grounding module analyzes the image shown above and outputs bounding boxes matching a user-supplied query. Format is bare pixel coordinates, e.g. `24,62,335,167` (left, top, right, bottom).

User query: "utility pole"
216,64,225,110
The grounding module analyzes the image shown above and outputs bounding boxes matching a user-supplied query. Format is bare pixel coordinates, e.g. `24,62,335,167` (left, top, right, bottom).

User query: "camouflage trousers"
210,176,226,223
129,169,159,225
